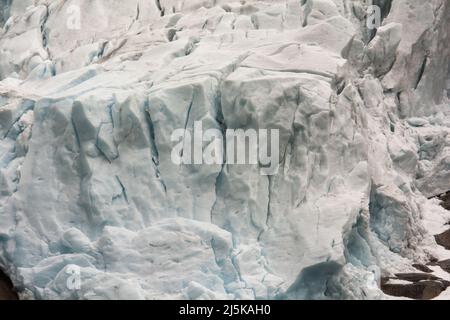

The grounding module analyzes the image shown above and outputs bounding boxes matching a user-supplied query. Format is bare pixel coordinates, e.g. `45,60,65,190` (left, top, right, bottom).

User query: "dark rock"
435,229,450,250
429,256,439,264
412,264,433,273
437,191,450,211
394,273,440,282
429,191,450,211
381,280,448,300
438,259,450,273
0,269,18,300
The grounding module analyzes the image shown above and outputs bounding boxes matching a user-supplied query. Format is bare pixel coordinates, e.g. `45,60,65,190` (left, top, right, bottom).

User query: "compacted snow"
0,0,449,299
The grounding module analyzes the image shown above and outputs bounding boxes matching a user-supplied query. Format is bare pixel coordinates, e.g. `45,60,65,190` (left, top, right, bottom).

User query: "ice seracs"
0,0,449,300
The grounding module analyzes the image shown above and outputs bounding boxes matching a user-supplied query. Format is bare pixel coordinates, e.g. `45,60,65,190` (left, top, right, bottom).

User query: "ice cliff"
0,0,449,300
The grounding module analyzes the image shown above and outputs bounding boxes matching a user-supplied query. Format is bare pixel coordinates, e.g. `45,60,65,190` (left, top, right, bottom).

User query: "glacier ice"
0,0,448,300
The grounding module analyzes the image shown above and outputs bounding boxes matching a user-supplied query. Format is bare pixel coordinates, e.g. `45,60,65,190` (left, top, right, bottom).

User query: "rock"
435,229,450,250
437,260,450,273
381,280,449,300
438,192,450,211
0,269,18,300
0,0,448,300
381,272,450,300
412,264,434,273
394,273,440,282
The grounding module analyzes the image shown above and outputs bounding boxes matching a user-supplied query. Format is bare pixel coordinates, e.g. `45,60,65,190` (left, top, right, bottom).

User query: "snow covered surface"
0,0,448,300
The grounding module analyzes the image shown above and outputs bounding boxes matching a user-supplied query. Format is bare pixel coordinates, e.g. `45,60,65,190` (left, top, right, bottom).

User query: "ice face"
0,0,449,300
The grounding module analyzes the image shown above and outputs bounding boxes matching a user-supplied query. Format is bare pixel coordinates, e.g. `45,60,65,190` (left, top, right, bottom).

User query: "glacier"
0,0,448,300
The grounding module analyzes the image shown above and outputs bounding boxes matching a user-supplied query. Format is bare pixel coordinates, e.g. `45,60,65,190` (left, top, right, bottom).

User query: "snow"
434,286,450,300
0,0,449,300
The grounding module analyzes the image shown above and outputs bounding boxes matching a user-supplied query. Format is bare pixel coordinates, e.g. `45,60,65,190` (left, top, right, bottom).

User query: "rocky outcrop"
0,269,17,300
381,279,449,300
